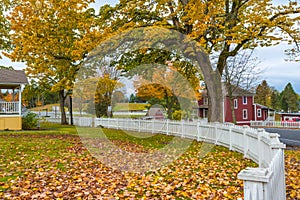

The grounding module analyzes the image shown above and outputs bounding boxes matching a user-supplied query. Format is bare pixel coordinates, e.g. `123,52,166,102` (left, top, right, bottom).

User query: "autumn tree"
6,0,99,124
22,80,59,108
255,80,273,107
0,0,11,56
135,64,200,119
96,0,300,122
94,74,123,118
280,83,299,112
110,47,202,119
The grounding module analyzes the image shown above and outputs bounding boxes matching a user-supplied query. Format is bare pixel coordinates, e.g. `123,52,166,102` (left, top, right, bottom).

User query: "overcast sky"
0,0,299,94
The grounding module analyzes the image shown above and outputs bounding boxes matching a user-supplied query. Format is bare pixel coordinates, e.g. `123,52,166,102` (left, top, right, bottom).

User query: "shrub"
172,110,187,120
22,112,39,130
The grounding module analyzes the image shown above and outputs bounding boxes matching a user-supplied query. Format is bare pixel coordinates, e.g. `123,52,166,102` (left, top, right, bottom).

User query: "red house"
198,87,275,125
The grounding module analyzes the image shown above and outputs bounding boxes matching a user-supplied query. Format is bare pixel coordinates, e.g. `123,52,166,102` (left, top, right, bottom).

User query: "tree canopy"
6,0,100,124
4,0,300,122
0,0,11,57
281,82,299,112
255,80,299,112
255,80,272,107
94,0,300,122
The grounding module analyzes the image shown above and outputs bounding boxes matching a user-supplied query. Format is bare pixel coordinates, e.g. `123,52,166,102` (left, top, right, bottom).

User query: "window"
243,96,247,104
243,109,248,119
234,99,238,109
257,109,262,117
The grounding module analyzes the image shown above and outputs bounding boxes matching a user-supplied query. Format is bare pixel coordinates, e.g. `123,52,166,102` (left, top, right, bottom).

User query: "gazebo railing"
0,101,19,114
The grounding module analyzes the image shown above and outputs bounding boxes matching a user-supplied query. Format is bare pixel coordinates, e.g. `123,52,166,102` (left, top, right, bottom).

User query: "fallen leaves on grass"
285,147,300,200
0,129,265,199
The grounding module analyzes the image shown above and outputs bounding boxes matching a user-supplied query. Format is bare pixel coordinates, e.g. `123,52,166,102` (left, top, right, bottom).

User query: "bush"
172,110,187,120
22,112,39,130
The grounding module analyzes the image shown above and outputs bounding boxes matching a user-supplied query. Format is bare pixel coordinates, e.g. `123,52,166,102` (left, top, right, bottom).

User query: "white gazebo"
0,69,28,130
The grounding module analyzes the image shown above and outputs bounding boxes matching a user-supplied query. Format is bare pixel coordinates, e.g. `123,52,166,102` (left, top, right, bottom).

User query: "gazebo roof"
0,69,28,89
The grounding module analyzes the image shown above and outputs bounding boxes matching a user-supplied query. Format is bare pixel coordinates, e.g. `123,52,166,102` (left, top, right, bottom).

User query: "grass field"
0,123,299,199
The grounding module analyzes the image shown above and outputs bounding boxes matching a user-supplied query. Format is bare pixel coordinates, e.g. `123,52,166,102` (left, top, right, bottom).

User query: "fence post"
243,125,249,158
214,123,218,144
92,117,95,127
166,119,169,135
229,125,232,151
181,120,184,138
138,119,141,133
238,167,273,200
269,133,286,157
197,121,200,141
152,120,154,134
257,129,264,167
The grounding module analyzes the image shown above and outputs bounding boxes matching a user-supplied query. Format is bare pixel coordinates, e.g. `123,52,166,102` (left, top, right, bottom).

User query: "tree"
96,0,300,122
94,74,123,117
270,88,281,111
280,83,299,112
0,66,14,70
223,50,261,124
22,80,60,108
110,47,201,119
134,64,199,119
255,80,272,107
0,0,11,57
6,0,99,124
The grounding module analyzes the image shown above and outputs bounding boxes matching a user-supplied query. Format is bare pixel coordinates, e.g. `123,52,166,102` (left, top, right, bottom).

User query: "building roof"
0,69,28,89
278,112,300,116
0,69,28,85
254,103,275,111
200,83,254,98
224,84,254,97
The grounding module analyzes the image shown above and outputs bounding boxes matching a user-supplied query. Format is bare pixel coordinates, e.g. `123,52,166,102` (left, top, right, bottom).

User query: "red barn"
198,86,274,125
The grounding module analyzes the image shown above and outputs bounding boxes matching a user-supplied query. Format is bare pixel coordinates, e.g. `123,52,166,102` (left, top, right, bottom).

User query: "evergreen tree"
270,88,281,111
255,80,272,107
280,83,299,112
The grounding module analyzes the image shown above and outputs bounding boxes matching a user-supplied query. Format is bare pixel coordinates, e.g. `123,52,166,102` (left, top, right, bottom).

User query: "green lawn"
0,123,274,199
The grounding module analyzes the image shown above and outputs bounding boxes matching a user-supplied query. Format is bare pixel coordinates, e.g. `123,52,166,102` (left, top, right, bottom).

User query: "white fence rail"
0,101,19,114
251,120,300,129
45,117,286,200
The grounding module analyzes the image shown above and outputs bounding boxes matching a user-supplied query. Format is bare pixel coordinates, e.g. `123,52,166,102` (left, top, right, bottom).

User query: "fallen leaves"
285,147,300,200
0,125,298,199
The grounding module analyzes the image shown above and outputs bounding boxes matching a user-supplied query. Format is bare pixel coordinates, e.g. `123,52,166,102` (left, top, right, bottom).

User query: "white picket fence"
251,120,300,129
45,116,286,200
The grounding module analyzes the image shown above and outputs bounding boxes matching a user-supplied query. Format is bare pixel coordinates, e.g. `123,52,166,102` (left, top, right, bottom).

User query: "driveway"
265,128,300,147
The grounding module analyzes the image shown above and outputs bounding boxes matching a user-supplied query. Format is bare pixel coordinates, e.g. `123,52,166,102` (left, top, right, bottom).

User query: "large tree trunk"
59,90,68,125
206,73,224,123
194,50,224,123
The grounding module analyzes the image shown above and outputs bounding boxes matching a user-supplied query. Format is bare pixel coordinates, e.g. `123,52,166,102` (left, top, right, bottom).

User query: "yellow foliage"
6,0,101,93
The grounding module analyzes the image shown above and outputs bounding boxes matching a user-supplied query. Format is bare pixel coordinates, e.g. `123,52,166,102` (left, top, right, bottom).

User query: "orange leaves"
285,148,300,200
1,128,299,199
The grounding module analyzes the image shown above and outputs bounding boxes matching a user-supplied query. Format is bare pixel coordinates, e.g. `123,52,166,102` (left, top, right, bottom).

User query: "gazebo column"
12,89,15,101
18,85,25,115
